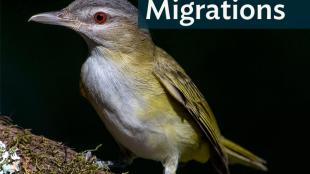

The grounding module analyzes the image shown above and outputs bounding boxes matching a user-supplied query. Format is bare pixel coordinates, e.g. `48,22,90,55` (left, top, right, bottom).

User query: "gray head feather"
67,0,137,15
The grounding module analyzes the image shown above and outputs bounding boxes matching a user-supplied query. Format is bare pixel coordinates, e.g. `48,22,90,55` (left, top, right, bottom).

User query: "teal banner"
138,0,309,29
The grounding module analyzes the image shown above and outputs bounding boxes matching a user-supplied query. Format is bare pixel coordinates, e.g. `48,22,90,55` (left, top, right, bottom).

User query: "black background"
1,0,309,174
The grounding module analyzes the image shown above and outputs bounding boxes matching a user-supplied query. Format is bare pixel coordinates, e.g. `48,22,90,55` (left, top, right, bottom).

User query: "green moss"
0,118,112,174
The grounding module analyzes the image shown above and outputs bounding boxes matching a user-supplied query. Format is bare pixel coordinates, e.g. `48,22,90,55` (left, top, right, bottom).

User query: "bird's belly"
98,109,168,160
81,57,169,160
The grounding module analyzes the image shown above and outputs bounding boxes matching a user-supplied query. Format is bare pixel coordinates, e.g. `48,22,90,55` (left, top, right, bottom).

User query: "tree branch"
0,116,111,174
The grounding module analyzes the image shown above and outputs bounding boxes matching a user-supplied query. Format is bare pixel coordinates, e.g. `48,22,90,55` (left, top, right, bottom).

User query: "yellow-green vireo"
29,0,267,173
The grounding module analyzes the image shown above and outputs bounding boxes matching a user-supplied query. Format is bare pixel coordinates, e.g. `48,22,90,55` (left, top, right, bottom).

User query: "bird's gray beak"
29,11,76,28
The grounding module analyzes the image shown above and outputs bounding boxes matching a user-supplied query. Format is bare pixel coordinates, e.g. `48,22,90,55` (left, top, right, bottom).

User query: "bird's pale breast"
80,50,210,163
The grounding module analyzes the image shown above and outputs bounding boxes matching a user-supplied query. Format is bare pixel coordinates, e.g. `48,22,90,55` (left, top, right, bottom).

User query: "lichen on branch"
0,116,111,174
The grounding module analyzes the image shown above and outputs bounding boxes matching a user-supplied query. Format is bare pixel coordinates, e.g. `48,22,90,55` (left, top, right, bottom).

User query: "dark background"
1,0,309,174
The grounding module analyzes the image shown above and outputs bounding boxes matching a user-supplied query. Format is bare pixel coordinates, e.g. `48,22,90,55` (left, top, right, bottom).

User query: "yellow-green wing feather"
153,47,229,174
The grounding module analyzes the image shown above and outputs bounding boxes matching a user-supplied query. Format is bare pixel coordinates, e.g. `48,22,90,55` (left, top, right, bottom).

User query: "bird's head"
29,0,151,52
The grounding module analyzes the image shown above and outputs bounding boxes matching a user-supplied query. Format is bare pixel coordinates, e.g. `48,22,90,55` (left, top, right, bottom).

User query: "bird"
29,0,267,174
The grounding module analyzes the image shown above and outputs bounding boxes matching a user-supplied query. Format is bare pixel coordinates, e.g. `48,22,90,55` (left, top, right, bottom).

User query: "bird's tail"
221,137,268,171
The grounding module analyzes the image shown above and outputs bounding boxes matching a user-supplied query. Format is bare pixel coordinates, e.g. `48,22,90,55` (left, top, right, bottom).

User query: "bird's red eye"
94,12,107,24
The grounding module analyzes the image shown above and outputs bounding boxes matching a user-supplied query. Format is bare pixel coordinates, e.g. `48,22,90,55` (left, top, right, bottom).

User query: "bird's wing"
153,48,229,174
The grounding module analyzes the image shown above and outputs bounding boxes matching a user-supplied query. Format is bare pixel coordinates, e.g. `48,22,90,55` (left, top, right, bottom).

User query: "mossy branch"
0,116,112,174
